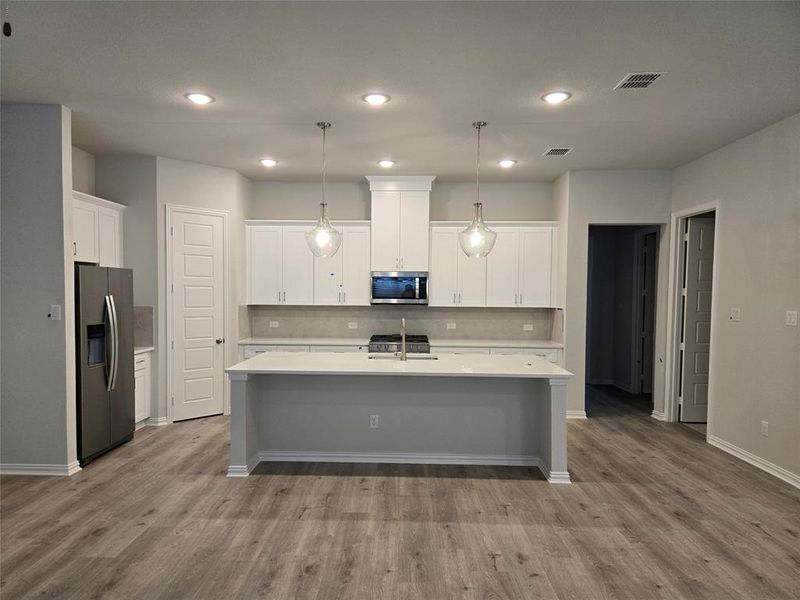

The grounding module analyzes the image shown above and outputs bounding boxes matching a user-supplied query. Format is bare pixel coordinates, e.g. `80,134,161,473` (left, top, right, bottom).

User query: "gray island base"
226,352,573,483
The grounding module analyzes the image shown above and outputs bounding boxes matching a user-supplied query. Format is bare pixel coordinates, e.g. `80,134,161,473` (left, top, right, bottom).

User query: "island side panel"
538,378,570,483
228,373,261,476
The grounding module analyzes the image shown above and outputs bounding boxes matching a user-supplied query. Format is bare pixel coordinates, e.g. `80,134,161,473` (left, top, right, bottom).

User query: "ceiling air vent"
614,72,666,90
543,147,572,157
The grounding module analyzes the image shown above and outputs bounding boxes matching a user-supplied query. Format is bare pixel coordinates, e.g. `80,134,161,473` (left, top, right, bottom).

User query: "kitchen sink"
368,354,439,361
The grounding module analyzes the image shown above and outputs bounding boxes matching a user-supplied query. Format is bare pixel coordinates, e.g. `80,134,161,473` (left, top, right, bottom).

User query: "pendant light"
305,121,342,257
458,121,497,258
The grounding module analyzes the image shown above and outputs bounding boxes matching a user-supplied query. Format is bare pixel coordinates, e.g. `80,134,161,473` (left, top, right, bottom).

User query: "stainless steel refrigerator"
75,265,135,466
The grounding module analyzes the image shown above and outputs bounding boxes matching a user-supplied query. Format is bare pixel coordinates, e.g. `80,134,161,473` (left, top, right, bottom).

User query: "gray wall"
561,170,673,415
671,111,800,480
1,104,77,469
249,306,554,341
71,146,95,195
250,181,554,222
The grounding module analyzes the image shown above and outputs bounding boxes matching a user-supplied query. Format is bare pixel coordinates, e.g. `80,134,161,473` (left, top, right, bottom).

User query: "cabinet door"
342,227,371,305
370,191,401,271
98,206,122,267
281,227,315,304
519,228,553,307
429,228,458,306
458,251,487,306
486,229,520,306
134,366,148,423
399,191,430,271
314,250,343,305
248,226,282,304
73,199,99,263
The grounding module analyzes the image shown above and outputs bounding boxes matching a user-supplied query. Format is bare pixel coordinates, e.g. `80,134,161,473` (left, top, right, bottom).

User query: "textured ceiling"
2,1,799,182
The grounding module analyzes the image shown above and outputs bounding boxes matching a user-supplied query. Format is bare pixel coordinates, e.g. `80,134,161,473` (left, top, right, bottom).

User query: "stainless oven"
370,272,428,305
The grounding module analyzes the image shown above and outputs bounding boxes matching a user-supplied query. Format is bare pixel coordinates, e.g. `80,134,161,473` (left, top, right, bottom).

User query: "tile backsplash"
133,305,154,347
248,305,555,341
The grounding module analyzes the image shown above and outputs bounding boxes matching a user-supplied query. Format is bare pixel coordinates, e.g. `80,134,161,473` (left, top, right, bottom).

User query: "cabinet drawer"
275,345,310,352
134,354,150,372
310,345,368,353
242,345,275,358
430,346,491,355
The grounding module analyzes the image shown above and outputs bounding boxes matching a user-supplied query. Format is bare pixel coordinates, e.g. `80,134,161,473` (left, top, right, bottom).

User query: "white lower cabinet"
490,347,560,363
430,346,491,355
134,352,151,424
310,345,368,353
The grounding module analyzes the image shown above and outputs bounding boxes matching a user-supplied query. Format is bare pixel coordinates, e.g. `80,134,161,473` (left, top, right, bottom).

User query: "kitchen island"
226,352,573,483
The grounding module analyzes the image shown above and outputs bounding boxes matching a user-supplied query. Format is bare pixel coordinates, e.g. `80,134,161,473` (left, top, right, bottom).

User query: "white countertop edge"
227,368,571,379
134,346,155,354
237,337,563,349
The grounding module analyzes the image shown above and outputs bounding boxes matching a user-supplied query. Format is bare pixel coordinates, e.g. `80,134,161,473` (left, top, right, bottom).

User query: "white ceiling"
2,1,799,182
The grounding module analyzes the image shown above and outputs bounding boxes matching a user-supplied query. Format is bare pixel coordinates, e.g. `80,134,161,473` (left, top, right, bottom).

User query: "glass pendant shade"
305,202,342,258
306,121,342,257
459,202,497,258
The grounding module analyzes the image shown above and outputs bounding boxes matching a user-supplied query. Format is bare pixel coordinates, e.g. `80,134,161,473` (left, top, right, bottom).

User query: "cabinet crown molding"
365,176,436,192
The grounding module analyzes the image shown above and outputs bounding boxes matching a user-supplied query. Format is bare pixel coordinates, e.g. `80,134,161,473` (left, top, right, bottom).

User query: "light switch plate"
523,323,533,331
348,322,358,329
269,321,279,328
446,322,457,330
48,304,62,320
729,308,741,322
786,310,798,327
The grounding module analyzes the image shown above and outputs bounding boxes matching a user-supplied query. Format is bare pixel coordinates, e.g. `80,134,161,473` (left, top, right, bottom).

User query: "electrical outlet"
729,308,741,322
369,414,379,429
786,310,798,327
523,323,533,332
446,322,457,330
48,304,62,321
760,420,769,436
269,320,279,328
348,322,358,330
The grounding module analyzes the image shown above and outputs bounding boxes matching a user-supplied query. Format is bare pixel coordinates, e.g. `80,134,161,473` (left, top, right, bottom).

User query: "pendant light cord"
473,121,487,206
317,121,331,209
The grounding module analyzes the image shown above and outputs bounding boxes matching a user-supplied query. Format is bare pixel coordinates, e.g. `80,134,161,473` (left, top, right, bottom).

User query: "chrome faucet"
399,317,407,361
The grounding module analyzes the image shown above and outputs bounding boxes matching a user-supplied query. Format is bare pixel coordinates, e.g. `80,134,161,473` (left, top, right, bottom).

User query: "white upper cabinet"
486,225,557,308
72,191,124,267
367,176,435,272
314,225,371,305
247,225,313,305
429,226,486,306
247,221,370,306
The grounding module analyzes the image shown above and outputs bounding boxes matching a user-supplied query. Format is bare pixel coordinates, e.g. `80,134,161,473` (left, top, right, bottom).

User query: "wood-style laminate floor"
2,387,799,600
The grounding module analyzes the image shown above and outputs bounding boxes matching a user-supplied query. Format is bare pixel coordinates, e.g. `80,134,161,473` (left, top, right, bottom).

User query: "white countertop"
238,337,563,349
134,346,154,354
227,351,572,379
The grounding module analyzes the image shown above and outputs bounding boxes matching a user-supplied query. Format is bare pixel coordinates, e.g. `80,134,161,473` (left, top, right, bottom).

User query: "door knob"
216,338,225,344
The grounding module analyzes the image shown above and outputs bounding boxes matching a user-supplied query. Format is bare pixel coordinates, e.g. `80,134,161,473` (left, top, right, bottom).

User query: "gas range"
368,334,430,354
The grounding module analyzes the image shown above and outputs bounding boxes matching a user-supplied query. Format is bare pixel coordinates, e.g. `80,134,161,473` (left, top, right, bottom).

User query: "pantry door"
168,207,227,422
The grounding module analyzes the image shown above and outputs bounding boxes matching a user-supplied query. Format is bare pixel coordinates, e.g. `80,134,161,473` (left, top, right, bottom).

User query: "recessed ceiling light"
498,159,517,168
185,92,215,105
542,91,571,105
259,158,278,168
377,159,396,168
362,93,390,106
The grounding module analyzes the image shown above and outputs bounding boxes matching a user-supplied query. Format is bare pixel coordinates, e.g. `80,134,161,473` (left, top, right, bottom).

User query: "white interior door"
680,217,715,422
248,226,282,304
341,227,370,305
430,228,458,306
370,191,401,271
399,191,430,271
486,229,519,306
171,210,225,422
281,227,315,304
518,228,553,307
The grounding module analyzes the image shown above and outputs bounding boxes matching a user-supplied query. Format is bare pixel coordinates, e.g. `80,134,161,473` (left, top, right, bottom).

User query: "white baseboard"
1,460,81,476
650,410,667,421
145,416,170,427
227,453,261,477
566,410,587,419
538,461,572,484
708,434,800,490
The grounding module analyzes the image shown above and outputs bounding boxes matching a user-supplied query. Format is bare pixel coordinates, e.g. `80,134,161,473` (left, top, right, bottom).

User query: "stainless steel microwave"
370,272,429,305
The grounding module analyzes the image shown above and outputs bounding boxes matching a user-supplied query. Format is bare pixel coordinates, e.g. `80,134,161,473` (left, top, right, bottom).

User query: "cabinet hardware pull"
73,241,77,256
453,293,457,304
338,291,341,303
343,291,346,303
514,293,518,304
282,291,286,302
459,293,462,304
277,291,281,303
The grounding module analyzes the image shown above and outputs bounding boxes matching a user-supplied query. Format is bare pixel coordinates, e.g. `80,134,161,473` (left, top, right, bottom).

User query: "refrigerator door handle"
109,294,120,391
104,295,115,392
